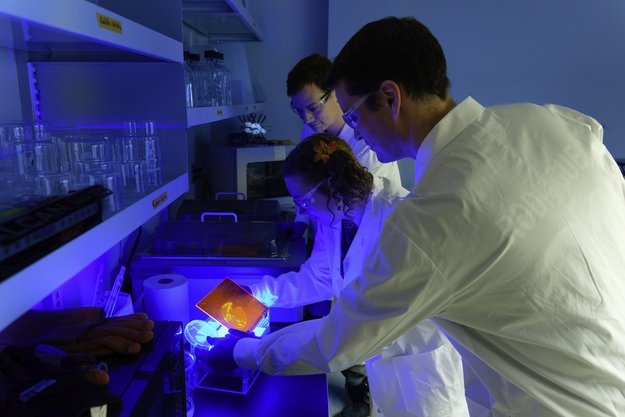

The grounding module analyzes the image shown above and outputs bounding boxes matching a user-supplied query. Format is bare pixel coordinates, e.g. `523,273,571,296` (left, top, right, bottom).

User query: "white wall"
329,0,625,162
245,0,328,141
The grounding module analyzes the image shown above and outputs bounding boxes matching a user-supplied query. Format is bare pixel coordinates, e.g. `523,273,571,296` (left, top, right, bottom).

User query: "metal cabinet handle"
200,212,238,223
215,192,246,200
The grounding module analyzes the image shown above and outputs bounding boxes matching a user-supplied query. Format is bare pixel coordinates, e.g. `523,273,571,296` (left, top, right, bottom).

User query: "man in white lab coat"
227,16,625,416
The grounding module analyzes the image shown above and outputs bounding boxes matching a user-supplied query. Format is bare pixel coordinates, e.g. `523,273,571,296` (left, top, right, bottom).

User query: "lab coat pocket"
367,343,468,417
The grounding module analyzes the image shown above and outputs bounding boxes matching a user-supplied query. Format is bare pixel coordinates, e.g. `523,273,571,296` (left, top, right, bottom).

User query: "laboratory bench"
190,322,347,417
104,321,342,417
192,372,329,417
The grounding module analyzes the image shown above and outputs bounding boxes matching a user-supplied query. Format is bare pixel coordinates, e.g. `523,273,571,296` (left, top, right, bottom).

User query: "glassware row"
0,121,163,213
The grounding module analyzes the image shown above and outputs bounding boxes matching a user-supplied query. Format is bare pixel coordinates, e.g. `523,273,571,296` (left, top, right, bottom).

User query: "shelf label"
97,13,123,34
152,191,168,209
274,147,286,159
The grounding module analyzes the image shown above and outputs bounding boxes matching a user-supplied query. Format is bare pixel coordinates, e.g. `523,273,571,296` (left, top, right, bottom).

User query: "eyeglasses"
290,90,332,118
293,179,324,209
342,92,372,130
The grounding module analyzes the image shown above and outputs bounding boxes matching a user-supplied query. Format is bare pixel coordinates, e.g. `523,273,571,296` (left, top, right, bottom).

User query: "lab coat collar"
414,96,484,187
337,123,359,150
337,122,353,139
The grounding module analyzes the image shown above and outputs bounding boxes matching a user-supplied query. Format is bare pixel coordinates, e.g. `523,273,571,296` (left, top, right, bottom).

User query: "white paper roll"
143,274,189,324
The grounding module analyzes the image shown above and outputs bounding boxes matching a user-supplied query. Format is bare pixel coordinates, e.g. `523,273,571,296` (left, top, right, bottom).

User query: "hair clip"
313,140,338,163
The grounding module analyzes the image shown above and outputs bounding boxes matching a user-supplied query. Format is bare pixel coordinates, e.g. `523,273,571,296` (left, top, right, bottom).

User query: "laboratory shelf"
0,173,189,332
187,103,264,127
182,0,263,42
0,0,182,62
0,0,266,334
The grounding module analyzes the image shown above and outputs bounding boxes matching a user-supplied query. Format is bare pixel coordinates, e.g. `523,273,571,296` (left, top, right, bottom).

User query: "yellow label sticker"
217,109,223,117
97,13,123,34
152,191,168,209
274,147,286,159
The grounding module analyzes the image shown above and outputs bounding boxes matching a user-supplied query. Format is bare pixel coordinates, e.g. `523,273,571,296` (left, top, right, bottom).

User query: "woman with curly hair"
210,133,470,417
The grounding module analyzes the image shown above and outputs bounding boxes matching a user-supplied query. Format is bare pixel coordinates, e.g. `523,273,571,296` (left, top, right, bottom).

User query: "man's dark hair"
329,16,450,108
286,53,333,96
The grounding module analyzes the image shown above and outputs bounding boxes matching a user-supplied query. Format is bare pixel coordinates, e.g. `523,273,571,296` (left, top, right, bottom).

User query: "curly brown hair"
284,133,373,219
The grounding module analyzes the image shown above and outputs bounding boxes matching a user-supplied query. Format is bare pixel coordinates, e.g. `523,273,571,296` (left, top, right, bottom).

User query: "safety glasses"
293,179,325,209
342,92,372,130
290,90,332,119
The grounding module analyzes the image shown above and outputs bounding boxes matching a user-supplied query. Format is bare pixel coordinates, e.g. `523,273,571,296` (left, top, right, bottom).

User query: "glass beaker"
117,121,162,198
184,350,196,417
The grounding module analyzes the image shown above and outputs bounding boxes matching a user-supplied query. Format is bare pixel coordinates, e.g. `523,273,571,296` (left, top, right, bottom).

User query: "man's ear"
378,80,401,120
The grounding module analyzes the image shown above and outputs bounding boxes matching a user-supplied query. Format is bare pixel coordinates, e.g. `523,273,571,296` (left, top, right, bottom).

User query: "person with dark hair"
286,53,401,184
319,16,624,417
210,133,470,417
208,16,625,417
285,53,403,241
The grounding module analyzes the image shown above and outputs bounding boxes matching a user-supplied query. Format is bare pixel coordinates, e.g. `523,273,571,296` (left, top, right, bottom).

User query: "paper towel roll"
143,274,189,324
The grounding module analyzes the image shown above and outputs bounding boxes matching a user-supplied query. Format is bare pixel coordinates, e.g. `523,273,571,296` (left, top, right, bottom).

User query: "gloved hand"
206,329,255,373
279,221,308,240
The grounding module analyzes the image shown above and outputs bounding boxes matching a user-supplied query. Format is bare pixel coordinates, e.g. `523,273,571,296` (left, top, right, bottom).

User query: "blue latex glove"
206,330,256,372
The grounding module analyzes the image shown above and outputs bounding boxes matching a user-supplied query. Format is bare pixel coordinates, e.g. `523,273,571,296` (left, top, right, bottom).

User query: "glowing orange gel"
196,277,268,332
221,301,248,328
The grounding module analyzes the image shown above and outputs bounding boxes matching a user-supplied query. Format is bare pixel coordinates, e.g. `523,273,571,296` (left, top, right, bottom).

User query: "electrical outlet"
51,289,63,310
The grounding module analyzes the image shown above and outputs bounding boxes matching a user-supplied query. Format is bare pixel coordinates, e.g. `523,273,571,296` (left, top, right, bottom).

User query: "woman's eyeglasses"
293,179,325,209
290,90,332,118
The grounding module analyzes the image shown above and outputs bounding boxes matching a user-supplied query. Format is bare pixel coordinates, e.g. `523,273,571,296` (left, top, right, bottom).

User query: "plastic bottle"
204,50,222,106
188,53,205,107
216,52,232,106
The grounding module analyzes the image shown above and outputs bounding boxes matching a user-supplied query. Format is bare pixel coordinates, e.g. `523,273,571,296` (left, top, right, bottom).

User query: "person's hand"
206,330,255,372
279,221,308,240
61,313,155,356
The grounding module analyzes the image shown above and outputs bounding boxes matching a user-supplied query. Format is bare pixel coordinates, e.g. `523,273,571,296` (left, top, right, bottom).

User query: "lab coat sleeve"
248,226,334,308
234,216,454,375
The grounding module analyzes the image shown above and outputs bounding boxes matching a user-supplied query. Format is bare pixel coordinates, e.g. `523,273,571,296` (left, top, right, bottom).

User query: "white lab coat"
248,177,470,417
239,97,625,416
253,175,408,308
294,123,403,225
